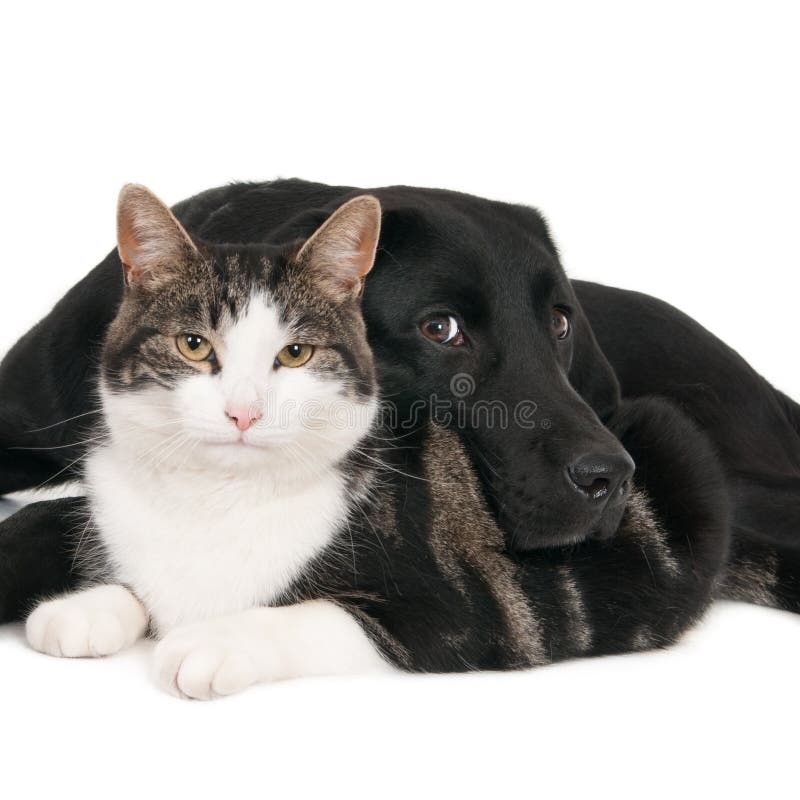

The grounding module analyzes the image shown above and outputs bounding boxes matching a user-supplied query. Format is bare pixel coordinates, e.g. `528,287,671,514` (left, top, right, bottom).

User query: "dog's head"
359,190,634,549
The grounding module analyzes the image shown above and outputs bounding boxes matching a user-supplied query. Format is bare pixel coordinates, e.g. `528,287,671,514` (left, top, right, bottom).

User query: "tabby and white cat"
27,186,392,694
25,185,740,699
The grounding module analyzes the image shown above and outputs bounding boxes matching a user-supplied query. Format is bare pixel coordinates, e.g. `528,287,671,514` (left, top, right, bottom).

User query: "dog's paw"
26,584,147,658
153,620,264,700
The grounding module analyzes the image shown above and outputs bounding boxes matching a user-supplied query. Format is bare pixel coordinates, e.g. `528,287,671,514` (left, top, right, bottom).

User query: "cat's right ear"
296,195,382,302
117,184,199,289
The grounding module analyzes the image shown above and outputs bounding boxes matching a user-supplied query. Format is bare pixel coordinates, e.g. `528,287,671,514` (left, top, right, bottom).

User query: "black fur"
1,179,799,653
0,497,85,621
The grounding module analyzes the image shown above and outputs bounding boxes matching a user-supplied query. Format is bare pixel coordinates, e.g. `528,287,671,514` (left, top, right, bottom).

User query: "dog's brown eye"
552,308,570,340
420,315,464,346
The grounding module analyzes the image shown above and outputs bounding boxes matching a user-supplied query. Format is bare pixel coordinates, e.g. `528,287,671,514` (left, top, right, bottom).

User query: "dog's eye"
552,308,570,340
420,315,464,346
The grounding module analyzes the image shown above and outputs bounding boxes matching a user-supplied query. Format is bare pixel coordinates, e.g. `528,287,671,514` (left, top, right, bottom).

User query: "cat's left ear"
296,195,382,302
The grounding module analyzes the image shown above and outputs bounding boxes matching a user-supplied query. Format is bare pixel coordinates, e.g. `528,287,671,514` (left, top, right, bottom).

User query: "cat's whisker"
302,427,429,484
71,507,98,571
175,437,202,472
134,430,188,471
148,434,191,471
149,433,191,472
25,409,102,434
11,417,188,456
29,448,98,491
353,448,429,483
8,434,112,452
282,439,326,480
132,430,184,462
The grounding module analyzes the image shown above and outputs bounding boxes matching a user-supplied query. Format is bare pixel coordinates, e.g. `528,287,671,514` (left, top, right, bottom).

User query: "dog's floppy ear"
568,308,621,421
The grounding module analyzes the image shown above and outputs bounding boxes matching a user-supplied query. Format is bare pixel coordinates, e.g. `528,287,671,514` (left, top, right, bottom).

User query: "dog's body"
1,179,799,649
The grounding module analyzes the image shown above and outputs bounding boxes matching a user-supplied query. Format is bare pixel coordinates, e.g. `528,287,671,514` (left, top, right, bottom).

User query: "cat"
21,184,785,699
26,185,392,692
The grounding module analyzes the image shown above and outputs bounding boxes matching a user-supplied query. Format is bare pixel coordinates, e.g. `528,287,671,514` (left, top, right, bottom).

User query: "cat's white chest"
85,448,346,635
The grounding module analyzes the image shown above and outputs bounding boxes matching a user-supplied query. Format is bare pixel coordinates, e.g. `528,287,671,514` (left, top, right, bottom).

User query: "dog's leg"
731,476,800,549
719,526,800,614
0,497,86,624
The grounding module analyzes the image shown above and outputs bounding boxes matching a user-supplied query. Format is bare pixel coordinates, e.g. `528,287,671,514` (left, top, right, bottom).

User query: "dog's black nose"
567,451,635,503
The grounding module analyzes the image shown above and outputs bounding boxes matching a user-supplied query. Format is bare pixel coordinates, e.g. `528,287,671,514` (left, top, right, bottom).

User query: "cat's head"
101,184,381,481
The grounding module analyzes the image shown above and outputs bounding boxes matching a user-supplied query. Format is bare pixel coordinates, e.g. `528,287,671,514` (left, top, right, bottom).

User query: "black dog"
0,180,798,626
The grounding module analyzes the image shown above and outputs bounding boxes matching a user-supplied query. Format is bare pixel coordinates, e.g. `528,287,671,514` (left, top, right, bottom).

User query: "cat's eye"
275,344,315,368
552,308,571,340
420,315,464,346
176,334,215,362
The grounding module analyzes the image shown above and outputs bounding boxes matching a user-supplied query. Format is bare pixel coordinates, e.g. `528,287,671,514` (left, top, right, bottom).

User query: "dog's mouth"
588,497,629,541
494,479,632,550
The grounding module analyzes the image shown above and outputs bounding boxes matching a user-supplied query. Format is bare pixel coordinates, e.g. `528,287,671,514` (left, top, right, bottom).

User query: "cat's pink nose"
225,403,262,432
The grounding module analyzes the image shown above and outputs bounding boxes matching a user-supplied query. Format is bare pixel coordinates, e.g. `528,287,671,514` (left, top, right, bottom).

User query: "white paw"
26,585,147,658
153,620,265,700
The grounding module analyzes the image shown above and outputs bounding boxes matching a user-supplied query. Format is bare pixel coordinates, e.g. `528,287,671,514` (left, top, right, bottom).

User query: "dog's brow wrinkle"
530,268,557,301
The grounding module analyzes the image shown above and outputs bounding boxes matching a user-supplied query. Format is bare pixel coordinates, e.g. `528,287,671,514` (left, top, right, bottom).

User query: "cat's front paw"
26,584,147,658
153,620,266,700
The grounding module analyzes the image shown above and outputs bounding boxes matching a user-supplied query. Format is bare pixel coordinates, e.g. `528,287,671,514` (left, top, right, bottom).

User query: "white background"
1,2,798,798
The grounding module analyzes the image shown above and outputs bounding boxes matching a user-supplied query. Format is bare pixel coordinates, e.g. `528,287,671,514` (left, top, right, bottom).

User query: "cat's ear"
296,195,382,301
117,184,199,289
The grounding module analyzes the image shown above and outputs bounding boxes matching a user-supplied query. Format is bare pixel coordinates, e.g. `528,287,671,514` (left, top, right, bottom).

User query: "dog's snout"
567,451,635,503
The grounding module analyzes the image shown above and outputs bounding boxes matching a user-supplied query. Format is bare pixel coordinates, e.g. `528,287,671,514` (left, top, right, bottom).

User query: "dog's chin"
502,500,629,551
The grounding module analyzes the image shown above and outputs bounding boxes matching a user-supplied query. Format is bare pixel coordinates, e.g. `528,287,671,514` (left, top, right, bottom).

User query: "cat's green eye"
275,343,314,368
176,334,215,362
